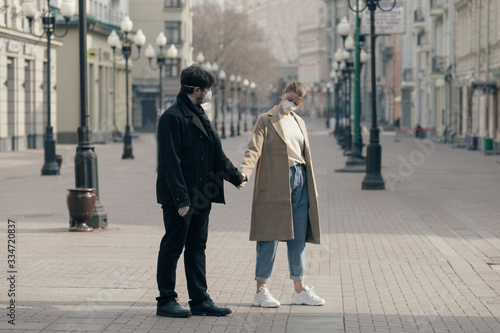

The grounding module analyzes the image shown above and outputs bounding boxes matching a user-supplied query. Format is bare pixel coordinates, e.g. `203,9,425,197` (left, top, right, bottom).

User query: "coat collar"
177,94,209,138
268,106,308,146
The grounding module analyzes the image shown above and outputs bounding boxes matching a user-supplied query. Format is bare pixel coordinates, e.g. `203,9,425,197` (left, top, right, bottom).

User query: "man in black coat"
156,64,245,318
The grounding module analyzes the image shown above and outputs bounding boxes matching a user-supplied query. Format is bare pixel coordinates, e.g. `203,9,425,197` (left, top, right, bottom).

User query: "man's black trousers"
156,205,211,306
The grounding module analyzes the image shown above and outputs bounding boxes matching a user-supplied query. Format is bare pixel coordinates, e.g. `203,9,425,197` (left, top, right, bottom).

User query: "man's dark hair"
180,64,216,94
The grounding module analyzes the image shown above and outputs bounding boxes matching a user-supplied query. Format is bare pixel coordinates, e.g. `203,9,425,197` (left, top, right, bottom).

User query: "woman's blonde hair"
285,81,308,99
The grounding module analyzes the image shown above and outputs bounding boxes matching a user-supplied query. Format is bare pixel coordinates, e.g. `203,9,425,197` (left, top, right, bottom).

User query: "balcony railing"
432,56,446,74
403,68,413,82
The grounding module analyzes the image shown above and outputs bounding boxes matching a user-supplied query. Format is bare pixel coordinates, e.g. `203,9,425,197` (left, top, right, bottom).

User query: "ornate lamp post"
218,70,227,139
250,81,257,125
243,78,249,132
332,59,342,139
74,0,107,229
107,30,120,137
22,0,76,175
107,16,146,160
145,32,167,113
349,0,396,190
145,34,178,114
211,62,219,130
229,74,236,137
236,75,242,136
326,81,332,129
338,17,354,155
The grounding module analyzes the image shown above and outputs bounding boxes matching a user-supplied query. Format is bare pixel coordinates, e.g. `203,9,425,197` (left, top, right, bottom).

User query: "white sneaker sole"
291,299,325,306
251,300,280,308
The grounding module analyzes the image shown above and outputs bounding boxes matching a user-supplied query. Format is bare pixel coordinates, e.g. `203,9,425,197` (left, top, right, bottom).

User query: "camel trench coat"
239,106,321,244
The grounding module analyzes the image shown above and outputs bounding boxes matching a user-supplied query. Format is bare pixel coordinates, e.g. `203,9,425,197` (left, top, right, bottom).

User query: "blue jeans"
255,164,308,282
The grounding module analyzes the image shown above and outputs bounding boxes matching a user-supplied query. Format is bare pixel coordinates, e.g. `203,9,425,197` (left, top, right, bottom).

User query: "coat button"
199,177,203,181
200,135,203,139
201,156,204,160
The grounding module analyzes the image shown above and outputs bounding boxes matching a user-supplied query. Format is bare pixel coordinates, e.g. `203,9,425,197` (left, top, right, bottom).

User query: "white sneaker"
291,286,325,306
252,287,281,308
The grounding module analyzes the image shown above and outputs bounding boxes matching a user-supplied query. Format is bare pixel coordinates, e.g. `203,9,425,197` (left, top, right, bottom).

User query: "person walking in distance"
156,64,245,318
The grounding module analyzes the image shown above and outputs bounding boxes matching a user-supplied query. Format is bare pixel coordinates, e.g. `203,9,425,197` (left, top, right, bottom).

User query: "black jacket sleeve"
221,150,244,186
158,112,191,209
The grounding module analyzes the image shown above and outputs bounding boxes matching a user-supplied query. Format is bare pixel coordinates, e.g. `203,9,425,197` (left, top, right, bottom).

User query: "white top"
279,112,306,167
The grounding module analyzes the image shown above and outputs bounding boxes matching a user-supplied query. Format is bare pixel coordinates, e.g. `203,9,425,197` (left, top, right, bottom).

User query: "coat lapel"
293,114,310,150
268,107,286,144
180,102,209,138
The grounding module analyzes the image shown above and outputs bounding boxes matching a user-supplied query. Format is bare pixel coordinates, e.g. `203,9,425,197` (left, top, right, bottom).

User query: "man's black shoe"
190,299,232,316
156,299,191,318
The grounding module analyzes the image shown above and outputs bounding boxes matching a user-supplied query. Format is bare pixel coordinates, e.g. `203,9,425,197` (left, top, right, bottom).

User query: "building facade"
0,0,59,151
57,0,129,144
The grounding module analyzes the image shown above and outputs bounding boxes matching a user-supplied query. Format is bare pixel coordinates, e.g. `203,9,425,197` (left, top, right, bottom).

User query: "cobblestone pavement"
1,117,500,333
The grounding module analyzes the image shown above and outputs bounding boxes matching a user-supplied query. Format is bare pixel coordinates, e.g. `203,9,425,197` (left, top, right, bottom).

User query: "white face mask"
282,96,298,113
202,89,212,104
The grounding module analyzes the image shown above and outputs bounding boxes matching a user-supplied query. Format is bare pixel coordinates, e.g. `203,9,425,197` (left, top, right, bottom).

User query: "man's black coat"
156,93,243,210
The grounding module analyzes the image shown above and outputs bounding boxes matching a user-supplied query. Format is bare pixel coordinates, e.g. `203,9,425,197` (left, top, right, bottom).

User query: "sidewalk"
1,118,500,333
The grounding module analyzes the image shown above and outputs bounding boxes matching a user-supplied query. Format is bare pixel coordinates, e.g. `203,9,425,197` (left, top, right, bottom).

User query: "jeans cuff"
290,275,305,281
255,276,271,283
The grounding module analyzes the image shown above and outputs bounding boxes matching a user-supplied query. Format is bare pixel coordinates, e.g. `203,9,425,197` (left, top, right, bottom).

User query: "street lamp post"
243,78,249,132
326,81,332,130
145,34,178,115
230,74,235,137
250,82,257,125
107,16,146,160
23,0,76,175
337,18,354,155
236,75,242,136
332,59,343,140
107,30,120,137
145,32,167,113
218,70,227,139
211,62,219,130
73,0,107,229
349,0,396,190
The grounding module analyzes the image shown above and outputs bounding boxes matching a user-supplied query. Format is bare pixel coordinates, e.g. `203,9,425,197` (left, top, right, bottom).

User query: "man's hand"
237,173,247,190
178,206,190,217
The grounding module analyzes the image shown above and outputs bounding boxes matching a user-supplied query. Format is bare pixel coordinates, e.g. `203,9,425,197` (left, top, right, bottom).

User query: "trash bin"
485,138,494,151
471,136,478,149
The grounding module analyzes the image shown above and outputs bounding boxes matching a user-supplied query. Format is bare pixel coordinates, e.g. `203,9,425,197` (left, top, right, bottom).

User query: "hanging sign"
361,1,406,35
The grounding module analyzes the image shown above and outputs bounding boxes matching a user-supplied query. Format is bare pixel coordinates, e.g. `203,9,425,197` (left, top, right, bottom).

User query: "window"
165,0,181,8
165,21,181,44
165,58,180,78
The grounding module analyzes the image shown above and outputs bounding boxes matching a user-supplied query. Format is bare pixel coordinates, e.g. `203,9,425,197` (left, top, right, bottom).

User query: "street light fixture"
107,16,146,159
196,52,205,63
236,75,242,136
250,81,257,125
72,0,107,229
218,70,227,139
107,30,120,137
145,32,170,114
23,0,76,175
229,74,236,137
209,62,220,130
243,78,249,132
349,0,397,190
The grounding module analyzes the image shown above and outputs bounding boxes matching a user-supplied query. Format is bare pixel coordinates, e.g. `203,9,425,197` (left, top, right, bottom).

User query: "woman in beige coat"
239,81,324,308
